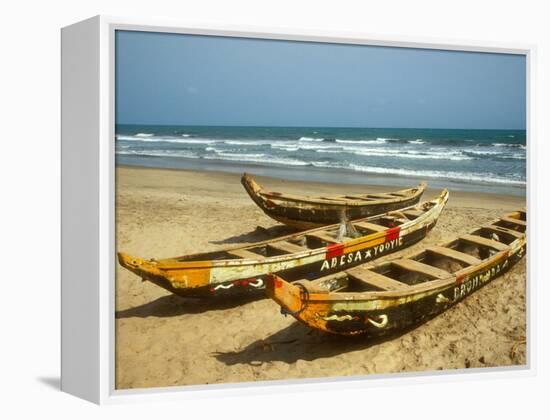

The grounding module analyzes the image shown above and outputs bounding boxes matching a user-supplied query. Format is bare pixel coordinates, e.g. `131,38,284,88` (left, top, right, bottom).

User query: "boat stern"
117,252,162,280
241,172,262,195
433,188,450,216
265,275,304,315
421,188,449,217
416,181,428,195
439,188,449,204
265,275,353,334
117,252,218,296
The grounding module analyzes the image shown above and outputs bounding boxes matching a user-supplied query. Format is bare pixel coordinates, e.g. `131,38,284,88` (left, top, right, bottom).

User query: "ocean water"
115,125,527,196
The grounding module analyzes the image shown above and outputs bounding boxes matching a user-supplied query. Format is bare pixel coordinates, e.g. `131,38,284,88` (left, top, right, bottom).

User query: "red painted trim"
385,226,401,241
326,243,345,259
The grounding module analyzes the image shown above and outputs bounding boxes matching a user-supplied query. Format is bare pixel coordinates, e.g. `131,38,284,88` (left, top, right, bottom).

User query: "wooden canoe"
241,173,428,230
117,189,449,298
266,210,527,336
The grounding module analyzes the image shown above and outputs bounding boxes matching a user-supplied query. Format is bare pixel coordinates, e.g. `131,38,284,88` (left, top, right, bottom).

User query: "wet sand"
115,165,527,389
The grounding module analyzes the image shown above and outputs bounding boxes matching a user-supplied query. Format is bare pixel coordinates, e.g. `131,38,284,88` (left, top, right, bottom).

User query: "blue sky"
115,31,526,129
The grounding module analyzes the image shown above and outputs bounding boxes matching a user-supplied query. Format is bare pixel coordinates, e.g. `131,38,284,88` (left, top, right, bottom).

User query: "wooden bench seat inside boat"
402,209,425,219
295,272,348,293
367,193,397,199
391,259,452,279
340,195,375,200
482,225,524,239
306,231,340,244
426,246,481,266
353,221,386,233
318,196,349,201
227,249,266,260
500,216,526,227
267,240,308,254
347,267,410,291
379,215,408,226
460,234,508,251
388,192,410,197
386,210,410,219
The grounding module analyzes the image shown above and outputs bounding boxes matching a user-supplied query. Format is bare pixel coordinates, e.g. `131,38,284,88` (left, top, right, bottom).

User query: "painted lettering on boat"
453,259,509,300
321,237,404,271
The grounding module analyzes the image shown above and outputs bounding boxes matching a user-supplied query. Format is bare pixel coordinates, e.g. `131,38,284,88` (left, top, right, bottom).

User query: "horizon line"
115,123,526,131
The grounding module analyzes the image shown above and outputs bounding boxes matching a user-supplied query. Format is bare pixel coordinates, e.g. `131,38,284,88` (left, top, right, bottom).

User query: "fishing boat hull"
242,173,427,230
266,211,526,335
118,190,449,298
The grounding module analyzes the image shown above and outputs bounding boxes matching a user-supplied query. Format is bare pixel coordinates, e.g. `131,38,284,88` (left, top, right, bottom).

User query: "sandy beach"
115,165,527,390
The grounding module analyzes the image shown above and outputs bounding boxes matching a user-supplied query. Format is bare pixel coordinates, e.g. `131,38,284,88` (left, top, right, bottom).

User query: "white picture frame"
61,15,535,404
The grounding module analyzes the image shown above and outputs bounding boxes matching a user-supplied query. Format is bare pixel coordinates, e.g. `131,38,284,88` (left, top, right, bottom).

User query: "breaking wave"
116,127,526,190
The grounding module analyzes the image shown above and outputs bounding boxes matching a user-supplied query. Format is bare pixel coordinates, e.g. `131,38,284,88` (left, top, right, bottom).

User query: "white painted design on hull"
436,293,450,303
367,314,388,328
249,278,264,288
213,283,234,290
320,314,354,322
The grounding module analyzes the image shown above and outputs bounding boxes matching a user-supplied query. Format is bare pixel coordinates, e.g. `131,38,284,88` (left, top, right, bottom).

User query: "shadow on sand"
209,225,296,245
212,319,427,365
116,293,265,319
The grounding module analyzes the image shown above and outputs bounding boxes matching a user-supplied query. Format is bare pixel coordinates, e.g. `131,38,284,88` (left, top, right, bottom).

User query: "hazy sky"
115,30,526,129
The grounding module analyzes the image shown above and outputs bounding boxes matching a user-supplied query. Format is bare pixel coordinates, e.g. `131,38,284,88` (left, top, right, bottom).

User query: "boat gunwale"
273,212,526,303
151,189,449,270
296,249,513,303
245,173,427,207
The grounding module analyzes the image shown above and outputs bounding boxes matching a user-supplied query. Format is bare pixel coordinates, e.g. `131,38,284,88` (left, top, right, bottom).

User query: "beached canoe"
266,210,526,336
241,173,427,230
117,189,449,298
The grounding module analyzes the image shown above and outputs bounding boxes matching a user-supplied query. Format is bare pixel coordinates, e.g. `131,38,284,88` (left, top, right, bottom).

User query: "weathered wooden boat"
241,173,427,230
117,189,448,298
266,210,526,336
